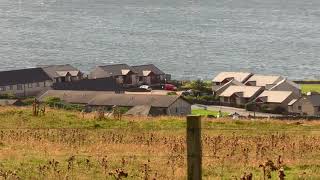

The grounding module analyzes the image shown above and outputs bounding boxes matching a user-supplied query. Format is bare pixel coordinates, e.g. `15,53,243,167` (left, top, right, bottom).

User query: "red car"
164,84,177,91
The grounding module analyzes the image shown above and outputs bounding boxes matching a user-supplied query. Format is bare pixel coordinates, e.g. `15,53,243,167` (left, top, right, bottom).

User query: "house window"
28,83,33,88
139,77,143,81
17,84,23,90
0,87,6,91
224,97,229,102
9,85,13,90
318,107,320,112
176,107,179,113
44,82,46,87
36,82,40,87
298,106,302,110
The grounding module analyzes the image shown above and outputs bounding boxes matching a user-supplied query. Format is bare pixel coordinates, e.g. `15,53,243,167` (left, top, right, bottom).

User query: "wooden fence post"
187,115,202,180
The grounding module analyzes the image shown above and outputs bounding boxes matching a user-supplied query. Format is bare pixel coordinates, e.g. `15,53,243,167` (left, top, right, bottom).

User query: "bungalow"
37,90,115,105
0,99,23,106
37,90,191,116
52,77,124,93
39,64,84,83
87,94,191,116
0,68,53,97
132,64,166,85
244,75,284,89
288,92,320,116
89,64,138,87
254,90,297,113
269,78,301,97
213,79,244,96
212,72,252,93
219,85,263,107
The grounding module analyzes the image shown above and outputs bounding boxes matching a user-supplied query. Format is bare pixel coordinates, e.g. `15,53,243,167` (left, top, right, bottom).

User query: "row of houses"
0,64,169,97
37,90,191,116
212,72,320,116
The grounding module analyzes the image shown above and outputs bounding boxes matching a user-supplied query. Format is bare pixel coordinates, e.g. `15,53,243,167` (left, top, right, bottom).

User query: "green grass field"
0,106,320,179
301,84,320,94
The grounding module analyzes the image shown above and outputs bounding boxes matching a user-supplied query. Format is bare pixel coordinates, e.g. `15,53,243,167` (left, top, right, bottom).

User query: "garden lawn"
301,84,320,94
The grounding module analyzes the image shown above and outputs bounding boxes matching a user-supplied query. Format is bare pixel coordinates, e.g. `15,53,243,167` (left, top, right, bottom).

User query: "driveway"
192,104,283,118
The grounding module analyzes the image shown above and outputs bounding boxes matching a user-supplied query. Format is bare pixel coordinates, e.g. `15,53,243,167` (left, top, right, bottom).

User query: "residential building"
212,72,252,94
0,99,23,106
219,85,263,106
37,90,115,105
213,72,253,86
213,79,244,96
89,64,138,87
269,78,301,97
132,64,166,85
87,94,191,116
288,92,320,116
255,90,297,112
244,75,284,89
52,77,124,93
0,68,53,97
39,64,84,83
38,90,191,116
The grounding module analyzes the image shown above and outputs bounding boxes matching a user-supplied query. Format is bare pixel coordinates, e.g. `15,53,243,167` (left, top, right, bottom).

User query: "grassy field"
0,107,320,179
192,109,228,117
301,84,320,94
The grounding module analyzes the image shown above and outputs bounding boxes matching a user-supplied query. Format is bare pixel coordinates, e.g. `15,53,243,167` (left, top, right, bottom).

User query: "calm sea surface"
1,0,320,80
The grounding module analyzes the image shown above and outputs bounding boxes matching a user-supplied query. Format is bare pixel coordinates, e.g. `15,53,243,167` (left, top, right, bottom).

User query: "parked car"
164,84,177,91
139,85,152,91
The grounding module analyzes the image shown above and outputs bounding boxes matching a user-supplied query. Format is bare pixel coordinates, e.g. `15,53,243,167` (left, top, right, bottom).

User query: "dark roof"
38,90,190,108
52,78,123,92
38,64,81,79
306,94,320,106
132,64,165,76
88,94,187,108
37,90,116,104
0,99,22,106
98,64,137,76
0,68,52,86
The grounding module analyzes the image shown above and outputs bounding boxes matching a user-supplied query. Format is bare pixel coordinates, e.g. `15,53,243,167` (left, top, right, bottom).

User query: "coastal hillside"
0,106,319,179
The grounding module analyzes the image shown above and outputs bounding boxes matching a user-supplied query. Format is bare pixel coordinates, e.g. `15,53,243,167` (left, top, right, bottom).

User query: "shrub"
167,92,177,96
271,106,287,114
44,97,84,111
245,102,257,111
0,93,16,99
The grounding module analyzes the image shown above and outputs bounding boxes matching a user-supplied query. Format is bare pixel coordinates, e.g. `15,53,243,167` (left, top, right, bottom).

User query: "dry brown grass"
0,106,319,179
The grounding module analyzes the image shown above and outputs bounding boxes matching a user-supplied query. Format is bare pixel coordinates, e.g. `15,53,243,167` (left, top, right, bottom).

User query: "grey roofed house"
37,90,191,116
269,78,301,97
37,90,115,104
88,94,183,107
89,64,137,78
212,72,253,84
0,99,23,106
0,68,52,86
125,105,152,116
52,77,124,92
132,64,165,76
288,92,320,116
245,74,284,89
219,85,263,98
255,90,293,104
88,93,192,116
213,79,244,95
38,64,83,82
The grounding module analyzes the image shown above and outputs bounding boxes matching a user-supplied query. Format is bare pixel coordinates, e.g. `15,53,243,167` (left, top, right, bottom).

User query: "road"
192,104,283,118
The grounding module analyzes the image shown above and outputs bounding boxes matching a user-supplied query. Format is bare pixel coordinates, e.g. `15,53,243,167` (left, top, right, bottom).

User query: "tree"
189,79,208,93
